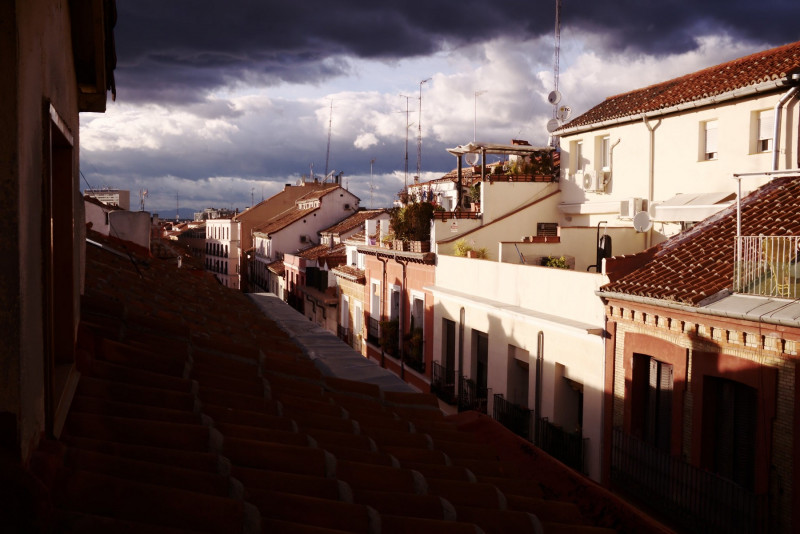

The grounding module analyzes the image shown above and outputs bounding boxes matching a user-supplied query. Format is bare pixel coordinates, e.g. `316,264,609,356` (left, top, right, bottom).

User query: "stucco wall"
2,0,84,461
559,92,796,207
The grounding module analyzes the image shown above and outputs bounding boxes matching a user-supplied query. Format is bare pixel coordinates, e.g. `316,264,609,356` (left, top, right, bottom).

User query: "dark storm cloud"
115,0,799,103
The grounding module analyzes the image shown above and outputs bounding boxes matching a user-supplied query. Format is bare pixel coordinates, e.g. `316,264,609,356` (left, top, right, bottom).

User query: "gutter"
598,290,800,328
556,78,791,137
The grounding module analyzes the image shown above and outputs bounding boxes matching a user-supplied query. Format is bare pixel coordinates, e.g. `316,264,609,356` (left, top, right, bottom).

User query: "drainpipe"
456,155,463,210
534,331,544,444
397,256,409,380
772,85,800,171
377,255,389,367
607,139,621,190
642,115,661,248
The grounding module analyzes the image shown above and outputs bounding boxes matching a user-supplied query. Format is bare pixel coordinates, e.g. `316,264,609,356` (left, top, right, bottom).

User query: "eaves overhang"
555,78,790,137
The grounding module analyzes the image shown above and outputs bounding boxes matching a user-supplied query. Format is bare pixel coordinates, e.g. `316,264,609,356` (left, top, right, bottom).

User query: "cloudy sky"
80,0,800,216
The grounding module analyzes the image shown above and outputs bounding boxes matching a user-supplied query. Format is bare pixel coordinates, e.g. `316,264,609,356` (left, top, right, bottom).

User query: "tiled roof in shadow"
33,229,673,533
602,176,800,305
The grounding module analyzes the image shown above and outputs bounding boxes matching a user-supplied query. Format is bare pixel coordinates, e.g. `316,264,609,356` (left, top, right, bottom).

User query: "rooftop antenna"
400,95,414,195
176,191,179,221
417,78,430,182
369,158,376,209
139,188,148,212
324,99,333,178
546,0,568,144
251,187,255,207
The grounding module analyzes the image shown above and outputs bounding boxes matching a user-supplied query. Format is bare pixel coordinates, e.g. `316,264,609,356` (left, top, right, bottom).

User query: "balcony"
612,428,768,534
734,235,800,298
431,361,456,404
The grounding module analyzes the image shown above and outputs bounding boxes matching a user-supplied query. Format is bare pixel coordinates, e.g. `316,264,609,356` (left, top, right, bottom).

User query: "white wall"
428,255,608,480
559,93,797,218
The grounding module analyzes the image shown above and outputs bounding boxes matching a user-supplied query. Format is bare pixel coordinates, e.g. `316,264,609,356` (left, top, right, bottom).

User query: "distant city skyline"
80,0,800,214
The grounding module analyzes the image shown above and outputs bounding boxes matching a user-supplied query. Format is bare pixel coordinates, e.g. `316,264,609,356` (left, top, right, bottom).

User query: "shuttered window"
757,110,774,152
632,354,673,453
704,121,718,160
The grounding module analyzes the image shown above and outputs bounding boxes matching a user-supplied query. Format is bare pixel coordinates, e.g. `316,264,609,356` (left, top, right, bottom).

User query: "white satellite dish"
465,152,480,165
547,90,562,105
546,118,560,133
557,105,572,122
633,211,653,233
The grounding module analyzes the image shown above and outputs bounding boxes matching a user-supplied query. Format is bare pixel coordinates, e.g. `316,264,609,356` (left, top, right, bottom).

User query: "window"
43,103,77,437
599,135,610,170
570,140,583,173
703,120,718,160
702,377,757,490
370,281,380,320
410,293,424,333
632,354,673,452
756,110,774,152
390,286,400,321
507,345,530,407
536,222,559,237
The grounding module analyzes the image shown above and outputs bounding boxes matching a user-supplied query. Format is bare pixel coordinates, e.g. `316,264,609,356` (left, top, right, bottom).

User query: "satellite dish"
633,211,653,233
546,119,560,133
465,152,480,166
557,105,572,122
547,90,562,105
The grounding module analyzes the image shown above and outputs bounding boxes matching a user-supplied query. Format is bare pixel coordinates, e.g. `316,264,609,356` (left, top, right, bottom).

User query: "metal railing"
734,235,799,298
611,428,768,534
536,417,587,474
337,325,350,345
431,361,456,404
493,394,534,441
457,375,488,414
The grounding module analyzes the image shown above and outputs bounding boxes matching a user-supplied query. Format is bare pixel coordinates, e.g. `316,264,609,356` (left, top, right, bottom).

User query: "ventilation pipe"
772,83,800,171
642,116,661,248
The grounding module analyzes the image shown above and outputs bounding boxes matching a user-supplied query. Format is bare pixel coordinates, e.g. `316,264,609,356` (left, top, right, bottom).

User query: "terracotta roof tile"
41,228,673,533
603,176,800,304
320,209,387,236
561,40,800,131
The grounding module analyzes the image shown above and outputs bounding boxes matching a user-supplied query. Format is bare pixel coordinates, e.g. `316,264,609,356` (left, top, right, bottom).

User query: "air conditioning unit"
582,171,598,192
620,197,646,219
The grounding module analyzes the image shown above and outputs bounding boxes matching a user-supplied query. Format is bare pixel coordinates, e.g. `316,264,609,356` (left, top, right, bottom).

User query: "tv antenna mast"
369,158,376,209
417,78,430,182
400,95,415,195
324,100,333,178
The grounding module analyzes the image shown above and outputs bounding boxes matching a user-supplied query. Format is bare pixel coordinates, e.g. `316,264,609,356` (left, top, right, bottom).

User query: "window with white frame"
370,280,380,319
756,110,774,153
570,140,583,174
600,135,610,170
703,120,718,160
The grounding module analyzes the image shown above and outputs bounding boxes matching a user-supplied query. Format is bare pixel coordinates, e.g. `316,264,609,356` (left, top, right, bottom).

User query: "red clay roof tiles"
603,176,800,304
36,228,674,533
560,40,800,131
